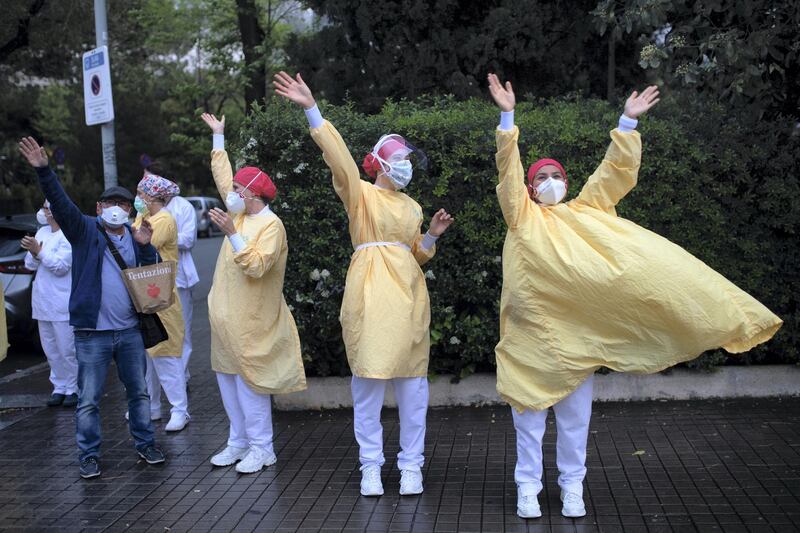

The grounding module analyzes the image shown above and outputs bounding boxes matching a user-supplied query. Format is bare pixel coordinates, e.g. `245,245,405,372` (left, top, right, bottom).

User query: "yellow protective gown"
310,121,436,378
207,149,306,395
133,210,184,357
495,126,783,412
0,289,8,361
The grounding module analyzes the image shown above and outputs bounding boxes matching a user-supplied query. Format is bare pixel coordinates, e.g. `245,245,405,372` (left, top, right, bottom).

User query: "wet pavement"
1,237,798,532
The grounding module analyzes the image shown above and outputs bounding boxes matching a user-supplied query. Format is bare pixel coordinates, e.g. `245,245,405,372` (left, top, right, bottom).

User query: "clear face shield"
371,134,429,189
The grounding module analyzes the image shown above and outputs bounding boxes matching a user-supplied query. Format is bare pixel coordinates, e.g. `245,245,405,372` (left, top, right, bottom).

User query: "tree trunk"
236,0,266,112
607,31,616,101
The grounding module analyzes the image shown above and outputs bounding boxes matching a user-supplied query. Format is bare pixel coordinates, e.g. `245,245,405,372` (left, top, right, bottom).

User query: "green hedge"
231,95,798,377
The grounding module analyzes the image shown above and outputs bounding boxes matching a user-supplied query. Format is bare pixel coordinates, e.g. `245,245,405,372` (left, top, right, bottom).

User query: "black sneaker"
46,393,65,407
138,445,166,465
62,393,78,407
80,457,101,479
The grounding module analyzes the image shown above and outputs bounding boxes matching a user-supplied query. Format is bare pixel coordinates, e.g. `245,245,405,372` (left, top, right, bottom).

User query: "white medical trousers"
146,355,188,417
177,287,193,381
38,320,77,395
512,374,594,496
351,376,428,472
216,372,274,454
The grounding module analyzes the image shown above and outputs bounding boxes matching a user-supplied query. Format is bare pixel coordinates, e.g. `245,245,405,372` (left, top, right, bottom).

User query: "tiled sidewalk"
0,361,798,532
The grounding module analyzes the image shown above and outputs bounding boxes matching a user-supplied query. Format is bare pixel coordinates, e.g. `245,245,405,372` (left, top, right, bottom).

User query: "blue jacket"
35,166,158,329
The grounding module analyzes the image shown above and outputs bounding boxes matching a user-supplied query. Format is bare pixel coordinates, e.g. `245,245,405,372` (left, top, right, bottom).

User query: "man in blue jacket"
19,137,166,479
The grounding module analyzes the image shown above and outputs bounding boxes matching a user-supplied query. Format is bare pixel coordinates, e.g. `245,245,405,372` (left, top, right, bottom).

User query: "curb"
273,365,800,410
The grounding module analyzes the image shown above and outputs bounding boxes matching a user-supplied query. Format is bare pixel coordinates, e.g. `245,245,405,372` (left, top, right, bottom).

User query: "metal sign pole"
94,0,117,188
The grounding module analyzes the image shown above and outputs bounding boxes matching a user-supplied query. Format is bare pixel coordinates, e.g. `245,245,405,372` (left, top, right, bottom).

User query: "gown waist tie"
354,241,411,253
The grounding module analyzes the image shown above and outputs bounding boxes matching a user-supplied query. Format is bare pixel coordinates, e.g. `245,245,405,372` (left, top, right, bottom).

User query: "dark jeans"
74,327,155,461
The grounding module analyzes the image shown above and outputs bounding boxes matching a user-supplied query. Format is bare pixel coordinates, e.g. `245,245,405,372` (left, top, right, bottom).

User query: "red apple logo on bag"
147,284,161,298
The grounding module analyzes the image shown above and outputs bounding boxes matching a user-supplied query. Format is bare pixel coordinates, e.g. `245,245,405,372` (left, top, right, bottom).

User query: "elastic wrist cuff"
228,232,245,253
305,104,324,129
499,110,515,131
618,114,638,132
212,134,225,150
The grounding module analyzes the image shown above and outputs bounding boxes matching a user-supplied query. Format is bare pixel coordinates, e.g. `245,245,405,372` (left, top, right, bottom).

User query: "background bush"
228,94,797,377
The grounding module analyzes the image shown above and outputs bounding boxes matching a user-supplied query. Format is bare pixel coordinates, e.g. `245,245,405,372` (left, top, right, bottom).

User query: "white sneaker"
360,464,384,496
399,470,423,495
517,492,542,518
165,412,190,432
235,447,277,474
210,445,249,467
561,490,586,517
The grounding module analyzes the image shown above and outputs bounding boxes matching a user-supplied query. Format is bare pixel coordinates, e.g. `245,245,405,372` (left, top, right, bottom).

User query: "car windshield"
0,227,26,256
189,199,201,210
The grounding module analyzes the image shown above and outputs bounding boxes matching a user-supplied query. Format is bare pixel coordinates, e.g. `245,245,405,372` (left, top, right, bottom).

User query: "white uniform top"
164,195,199,288
24,226,72,322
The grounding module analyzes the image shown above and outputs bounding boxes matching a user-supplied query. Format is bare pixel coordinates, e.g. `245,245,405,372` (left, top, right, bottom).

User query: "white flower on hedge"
293,162,308,174
320,269,330,279
281,202,290,209
449,336,461,345
494,256,501,263
310,268,321,281
425,269,436,280
288,305,294,312
276,172,285,180
295,292,303,302
246,137,257,149
481,270,488,277
321,289,330,298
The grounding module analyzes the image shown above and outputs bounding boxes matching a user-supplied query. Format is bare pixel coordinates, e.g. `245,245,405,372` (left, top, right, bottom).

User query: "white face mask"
225,191,246,214
36,209,48,225
536,178,567,205
101,206,129,228
386,160,413,189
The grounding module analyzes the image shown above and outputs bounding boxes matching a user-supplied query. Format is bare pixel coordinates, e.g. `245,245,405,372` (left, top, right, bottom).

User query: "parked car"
186,196,224,238
0,214,39,345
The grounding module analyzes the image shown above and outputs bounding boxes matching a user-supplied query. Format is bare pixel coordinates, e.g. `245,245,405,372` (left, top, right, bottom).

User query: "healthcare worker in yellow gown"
274,71,454,497
487,74,783,520
133,174,188,432
201,112,306,475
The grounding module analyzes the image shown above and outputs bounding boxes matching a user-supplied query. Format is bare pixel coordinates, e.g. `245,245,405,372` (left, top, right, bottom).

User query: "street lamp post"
94,0,118,188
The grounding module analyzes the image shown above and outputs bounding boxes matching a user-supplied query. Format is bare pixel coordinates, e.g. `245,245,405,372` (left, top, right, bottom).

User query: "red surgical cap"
233,166,277,201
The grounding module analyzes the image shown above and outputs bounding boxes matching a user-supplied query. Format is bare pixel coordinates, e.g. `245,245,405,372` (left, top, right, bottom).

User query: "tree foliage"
286,0,643,111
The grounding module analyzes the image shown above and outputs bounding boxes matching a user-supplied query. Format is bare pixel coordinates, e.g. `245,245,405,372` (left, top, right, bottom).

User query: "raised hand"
429,208,454,237
133,219,153,245
208,207,236,236
18,137,49,168
201,113,225,134
487,73,515,112
624,86,660,119
273,71,316,109
21,236,42,256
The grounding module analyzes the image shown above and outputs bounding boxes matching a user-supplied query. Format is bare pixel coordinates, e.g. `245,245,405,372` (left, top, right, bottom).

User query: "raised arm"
575,86,659,215
273,71,362,214
488,74,529,229
18,137,88,243
201,113,235,199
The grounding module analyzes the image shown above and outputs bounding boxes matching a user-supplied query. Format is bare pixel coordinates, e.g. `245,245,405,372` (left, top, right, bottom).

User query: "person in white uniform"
146,163,199,384
22,200,78,407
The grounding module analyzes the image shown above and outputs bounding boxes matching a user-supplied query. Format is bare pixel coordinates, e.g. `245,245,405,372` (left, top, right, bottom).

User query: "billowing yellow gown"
495,125,783,412
133,210,184,357
207,149,306,395
309,121,436,378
